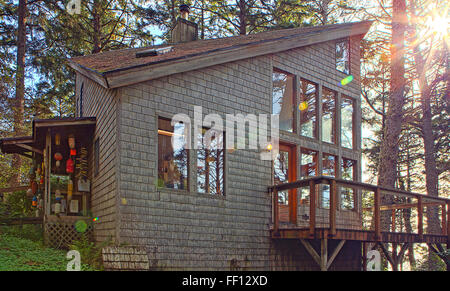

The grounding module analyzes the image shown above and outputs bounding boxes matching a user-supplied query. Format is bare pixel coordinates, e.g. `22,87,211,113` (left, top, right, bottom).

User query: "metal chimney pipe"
180,4,190,20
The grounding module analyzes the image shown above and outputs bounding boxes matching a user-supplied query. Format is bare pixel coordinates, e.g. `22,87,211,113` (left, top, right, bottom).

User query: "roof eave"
74,21,373,89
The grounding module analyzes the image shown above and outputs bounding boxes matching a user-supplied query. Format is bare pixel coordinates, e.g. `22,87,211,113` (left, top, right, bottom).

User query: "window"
94,138,99,177
336,39,350,74
197,128,225,195
299,148,318,205
321,153,337,208
322,87,337,144
158,117,188,190
274,149,290,205
272,69,295,132
274,144,296,222
341,158,356,210
341,96,354,149
299,79,318,139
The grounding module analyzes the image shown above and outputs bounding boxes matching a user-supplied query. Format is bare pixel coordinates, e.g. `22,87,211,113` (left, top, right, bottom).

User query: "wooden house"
1,7,448,271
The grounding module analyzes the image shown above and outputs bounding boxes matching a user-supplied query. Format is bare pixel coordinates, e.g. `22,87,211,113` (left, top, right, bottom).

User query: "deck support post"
329,180,337,237
300,239,346,271
379,242,409,271
273,188,279,235
309,180,316,238
320,238,328,271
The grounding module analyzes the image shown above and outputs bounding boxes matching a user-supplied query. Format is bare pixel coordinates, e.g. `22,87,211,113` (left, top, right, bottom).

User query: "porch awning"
0,117,96,156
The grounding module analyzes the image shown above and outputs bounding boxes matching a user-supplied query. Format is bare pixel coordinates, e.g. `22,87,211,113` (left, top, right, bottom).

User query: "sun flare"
425,12,449,37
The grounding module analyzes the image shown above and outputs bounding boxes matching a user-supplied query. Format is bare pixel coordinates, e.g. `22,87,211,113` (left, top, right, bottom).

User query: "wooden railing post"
329,180,337,237
309,180,316,237
391,209,396,232
374,188,381,240
442,203,447,236
447,202,450,242
418,196,423,240
273,188,279,234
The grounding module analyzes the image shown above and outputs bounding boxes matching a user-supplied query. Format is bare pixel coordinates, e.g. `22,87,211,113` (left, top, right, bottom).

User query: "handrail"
270,176,450,203
269,176,449,241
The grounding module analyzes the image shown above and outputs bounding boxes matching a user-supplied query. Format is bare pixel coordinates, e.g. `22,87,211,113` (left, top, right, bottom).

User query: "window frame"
196,127,226,196
321,87,338,145
157,116,190,191
299,78,319,140
340,158,357,211
335,38,351,75
272,67,296,134
340,95,355,149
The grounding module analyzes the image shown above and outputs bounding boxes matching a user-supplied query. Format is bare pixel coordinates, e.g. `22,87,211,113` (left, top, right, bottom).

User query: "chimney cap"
180,4,190,13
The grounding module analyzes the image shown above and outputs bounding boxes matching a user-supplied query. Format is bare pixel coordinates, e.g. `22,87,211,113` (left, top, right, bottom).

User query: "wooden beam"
329,180,337,237
300,239,321,268
273,188,279,234
362,201,443,211
418,196,423,240
447,202,450,242
441,204,447,236
378,243,396,271
397,243,409,266
321,239,328,271
15,143,43,155
309,180,316,237
374,188,381,240
327,240,346,270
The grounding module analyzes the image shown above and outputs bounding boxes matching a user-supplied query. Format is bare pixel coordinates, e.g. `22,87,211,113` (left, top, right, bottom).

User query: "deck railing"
269,176,450,241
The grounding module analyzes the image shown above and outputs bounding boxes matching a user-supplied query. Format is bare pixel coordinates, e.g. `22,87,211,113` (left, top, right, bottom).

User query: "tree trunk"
238,0,246,35
92,0,101,54
10,0,27,186
377,0,407,230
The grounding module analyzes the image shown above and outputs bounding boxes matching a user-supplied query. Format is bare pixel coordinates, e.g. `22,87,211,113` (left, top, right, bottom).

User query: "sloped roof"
69,21,373,89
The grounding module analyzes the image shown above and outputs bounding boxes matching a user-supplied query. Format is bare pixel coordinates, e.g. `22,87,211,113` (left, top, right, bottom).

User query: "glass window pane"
336,40,350,74
299,149,318,204
272,70,294,132
197,128,225,195
341,96,354,148
322,154,336,209
341,158,356,210
322,88,336,144
300,148,318,177
274,150,290,205
158,118,188,190
299,79,317,138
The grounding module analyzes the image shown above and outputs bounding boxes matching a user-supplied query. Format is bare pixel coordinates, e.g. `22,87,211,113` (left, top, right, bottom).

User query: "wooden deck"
270,227,448,244
270,176,450,245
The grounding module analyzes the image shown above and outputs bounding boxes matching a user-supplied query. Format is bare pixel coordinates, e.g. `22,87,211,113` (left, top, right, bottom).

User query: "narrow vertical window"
299,79,317,139
341,96,354,149
322,87,337,144
299,148,318,205
341,158,356,210
158,117,188,190
321,153,337,208
272,69,295,132
197,128,225,195
94,138,99,177
336,39,350,74
274,149,289,205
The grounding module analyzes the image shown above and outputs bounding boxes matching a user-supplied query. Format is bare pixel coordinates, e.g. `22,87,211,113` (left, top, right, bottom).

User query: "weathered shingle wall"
115,36,363,270
75,74,119,243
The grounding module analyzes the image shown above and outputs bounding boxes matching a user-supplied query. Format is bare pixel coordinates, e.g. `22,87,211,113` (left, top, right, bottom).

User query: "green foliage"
0,233,94,271
1,224,43,242
69,233,112,271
